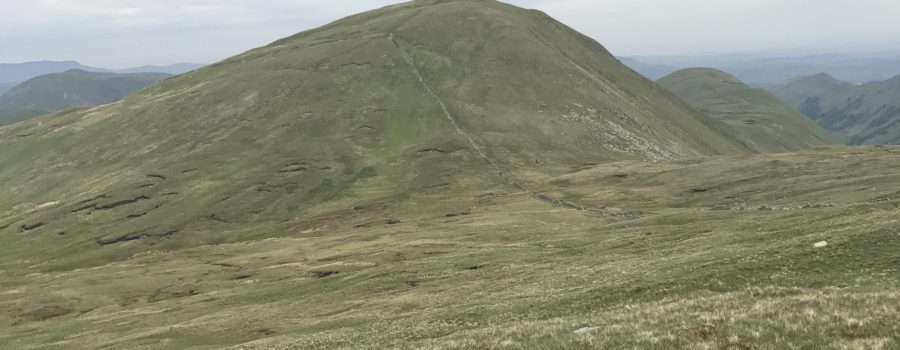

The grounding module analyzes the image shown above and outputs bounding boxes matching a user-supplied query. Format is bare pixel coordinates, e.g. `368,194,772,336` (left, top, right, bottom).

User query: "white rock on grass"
574,326,600,334
814,241,828,248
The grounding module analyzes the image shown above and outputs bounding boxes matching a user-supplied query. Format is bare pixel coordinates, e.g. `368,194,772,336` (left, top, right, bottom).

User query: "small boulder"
814,241,828,248
711,204,730,211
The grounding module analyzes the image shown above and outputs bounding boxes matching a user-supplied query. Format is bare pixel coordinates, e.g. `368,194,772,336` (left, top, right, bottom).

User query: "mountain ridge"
658,68,837,153
770,73,900,144
0,69,171,125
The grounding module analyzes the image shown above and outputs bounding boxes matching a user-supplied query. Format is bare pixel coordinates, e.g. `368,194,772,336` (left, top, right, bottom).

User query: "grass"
0,1,898,349
1,146,899,349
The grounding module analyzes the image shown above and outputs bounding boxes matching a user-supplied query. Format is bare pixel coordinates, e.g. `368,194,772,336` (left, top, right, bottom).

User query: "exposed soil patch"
96,232,147,246
148,288,199,303
75,195,108,206
17,306,74,323
256,328,276,336
206,214,230,223
19,223,45,232
310,270,339,278
418,148,450,154
280,163,308,173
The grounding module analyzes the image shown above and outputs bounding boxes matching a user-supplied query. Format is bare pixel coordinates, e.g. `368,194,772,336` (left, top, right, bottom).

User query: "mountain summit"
0,0,753,264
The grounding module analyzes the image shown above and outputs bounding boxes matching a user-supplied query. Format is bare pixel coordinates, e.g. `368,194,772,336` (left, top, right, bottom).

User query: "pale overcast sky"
1,0,899,68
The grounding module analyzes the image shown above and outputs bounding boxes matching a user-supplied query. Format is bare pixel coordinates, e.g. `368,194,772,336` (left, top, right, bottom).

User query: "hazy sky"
2,0,899,68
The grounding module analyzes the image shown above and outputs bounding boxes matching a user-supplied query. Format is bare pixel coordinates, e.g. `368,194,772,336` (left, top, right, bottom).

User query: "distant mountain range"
769,73,900,145
658,68,837,153
0,60,203,93
0,69,171,125
621,52,900,86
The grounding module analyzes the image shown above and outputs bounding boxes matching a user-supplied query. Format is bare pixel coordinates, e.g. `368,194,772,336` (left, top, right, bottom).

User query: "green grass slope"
0,69,171,125
0,0,752,267
770,73,900,144
659,68,837,153
1,146,899,349
2,0,898,348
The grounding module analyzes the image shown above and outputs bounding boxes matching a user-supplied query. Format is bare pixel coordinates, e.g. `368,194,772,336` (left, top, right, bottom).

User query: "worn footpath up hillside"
1,1,898,349
658,68,837,153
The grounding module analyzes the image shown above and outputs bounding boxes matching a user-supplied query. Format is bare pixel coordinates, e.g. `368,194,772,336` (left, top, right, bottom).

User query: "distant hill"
0,81,16,95
116,63,204,75
0,60,103,84
0,61,204,93
0,69,170,125
658,68,837,153
623,53,900,85
770,73,900,144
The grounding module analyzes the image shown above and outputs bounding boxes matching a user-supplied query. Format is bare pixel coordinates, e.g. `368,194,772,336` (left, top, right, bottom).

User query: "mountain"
116,63,205,75
770,73,900,144
0,81,16,95
0,60,203,89
0,60,104,84
658,68,837,153
624,53,900,85
1,1,899,349
0,69,171,125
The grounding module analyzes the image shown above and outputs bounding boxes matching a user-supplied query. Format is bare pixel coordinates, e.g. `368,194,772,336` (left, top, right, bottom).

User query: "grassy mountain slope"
770,73,900,144
0,0,751,271
0,0,755,263
1,0,898,348
0,70,171,125
659,68,837,153
2,146,899,349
